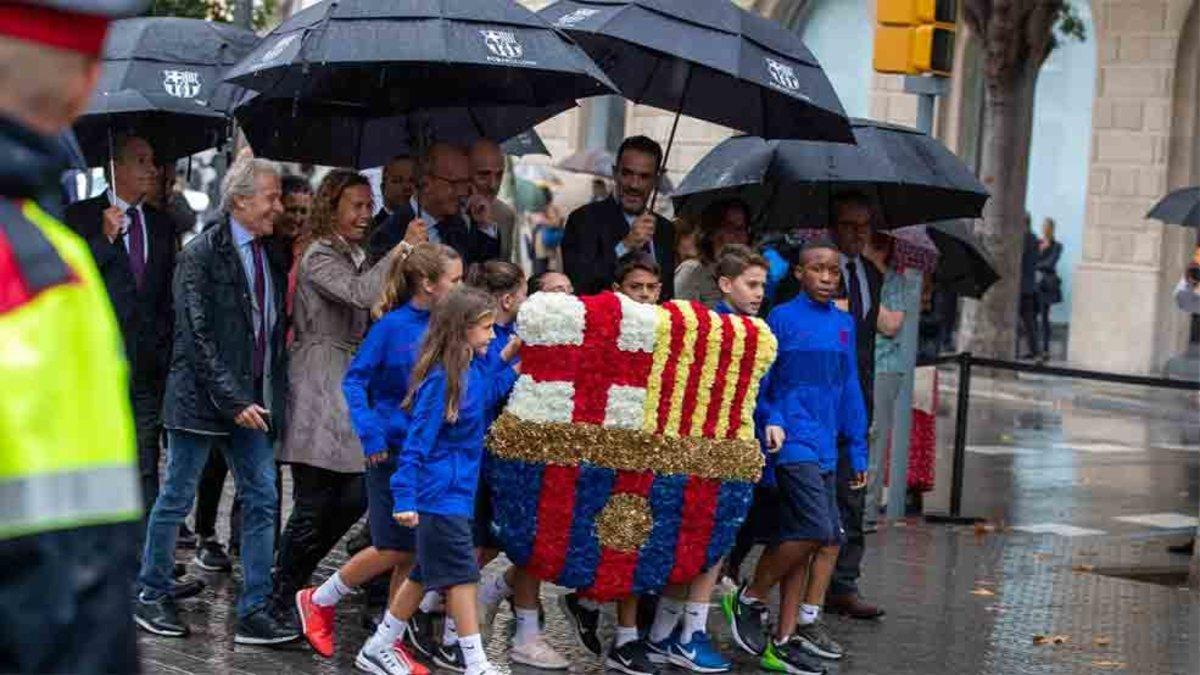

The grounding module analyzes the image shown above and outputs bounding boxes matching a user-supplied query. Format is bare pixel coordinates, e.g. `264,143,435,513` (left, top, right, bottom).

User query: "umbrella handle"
107,125,116,202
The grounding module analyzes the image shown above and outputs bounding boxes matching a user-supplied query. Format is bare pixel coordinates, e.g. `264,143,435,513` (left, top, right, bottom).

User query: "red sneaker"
394,638,430,675
296,587,336,657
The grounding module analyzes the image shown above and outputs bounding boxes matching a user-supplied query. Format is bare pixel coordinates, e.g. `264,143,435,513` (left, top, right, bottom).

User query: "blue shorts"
366,453,414,552
409,513,480,590
773,463,844,546
743,484,781,544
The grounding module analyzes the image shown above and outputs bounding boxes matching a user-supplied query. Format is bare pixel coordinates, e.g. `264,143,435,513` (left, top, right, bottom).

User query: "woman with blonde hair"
1036,217,1063,359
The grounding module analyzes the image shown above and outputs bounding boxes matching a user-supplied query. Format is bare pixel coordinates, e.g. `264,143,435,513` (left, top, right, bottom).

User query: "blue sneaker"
670,632,732,673
646,631,678,665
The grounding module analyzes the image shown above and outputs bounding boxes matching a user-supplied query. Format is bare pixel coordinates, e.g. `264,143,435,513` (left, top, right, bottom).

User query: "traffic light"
873,0,957,76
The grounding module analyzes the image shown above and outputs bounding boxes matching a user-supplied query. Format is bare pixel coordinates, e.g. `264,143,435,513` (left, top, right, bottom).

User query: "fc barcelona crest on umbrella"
162,70,201,99
481,30,528,64
765,57,800,92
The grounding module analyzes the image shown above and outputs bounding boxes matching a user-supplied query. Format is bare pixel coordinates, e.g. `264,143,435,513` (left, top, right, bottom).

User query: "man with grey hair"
135,155,298,645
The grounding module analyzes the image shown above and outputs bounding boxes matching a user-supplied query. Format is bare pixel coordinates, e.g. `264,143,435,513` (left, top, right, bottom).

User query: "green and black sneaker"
760,637,826,675
720,583,768,656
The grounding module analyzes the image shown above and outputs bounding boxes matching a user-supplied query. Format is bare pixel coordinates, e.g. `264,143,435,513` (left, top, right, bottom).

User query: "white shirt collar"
110,191,140,213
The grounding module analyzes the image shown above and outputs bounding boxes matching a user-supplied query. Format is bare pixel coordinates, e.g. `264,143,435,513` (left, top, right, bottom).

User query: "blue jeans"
138,428,277,618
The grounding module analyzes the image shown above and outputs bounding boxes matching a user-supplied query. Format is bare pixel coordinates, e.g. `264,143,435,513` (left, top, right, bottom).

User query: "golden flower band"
486,413,765,483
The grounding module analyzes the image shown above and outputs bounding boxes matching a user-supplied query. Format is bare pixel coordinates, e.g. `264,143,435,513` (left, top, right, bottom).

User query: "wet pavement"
139,370,1200,674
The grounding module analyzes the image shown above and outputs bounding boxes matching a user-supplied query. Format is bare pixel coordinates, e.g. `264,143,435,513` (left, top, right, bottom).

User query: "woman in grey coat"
273,169,421,605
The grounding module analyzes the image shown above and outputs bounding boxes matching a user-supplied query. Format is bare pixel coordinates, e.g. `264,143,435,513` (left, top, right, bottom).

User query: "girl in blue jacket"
360,286,519,675
296,243,462,668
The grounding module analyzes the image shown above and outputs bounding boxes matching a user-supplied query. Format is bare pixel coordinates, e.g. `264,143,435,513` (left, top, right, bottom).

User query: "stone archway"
1068,0,1197,374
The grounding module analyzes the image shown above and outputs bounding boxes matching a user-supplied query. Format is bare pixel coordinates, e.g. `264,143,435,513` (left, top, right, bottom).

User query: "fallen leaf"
1033,634,1070,646
971,588,996,597
1033,634,1049,645
1052,635,1070,645
974,522,996,536
1093,636,1111,647
1072,564,1095,573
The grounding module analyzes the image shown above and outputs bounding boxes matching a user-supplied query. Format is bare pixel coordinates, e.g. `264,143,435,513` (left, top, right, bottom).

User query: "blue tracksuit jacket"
758,294,869,474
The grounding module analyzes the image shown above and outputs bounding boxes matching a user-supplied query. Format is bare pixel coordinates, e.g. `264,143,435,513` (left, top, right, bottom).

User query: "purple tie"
251,240,267,381
127,207,146,289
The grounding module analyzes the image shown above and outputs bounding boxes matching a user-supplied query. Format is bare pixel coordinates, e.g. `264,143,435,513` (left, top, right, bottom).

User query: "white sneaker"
356,637,411,675
510,635,570,670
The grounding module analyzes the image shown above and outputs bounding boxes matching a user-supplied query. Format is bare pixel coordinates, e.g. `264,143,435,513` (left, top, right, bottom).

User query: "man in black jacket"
64,134,175,519
370,142,500,264
826,192,885,620
373,154,415,232
562,136,675,298
134,156,298,646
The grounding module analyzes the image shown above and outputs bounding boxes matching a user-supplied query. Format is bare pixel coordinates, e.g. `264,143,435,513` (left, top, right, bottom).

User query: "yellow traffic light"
873,0,957,76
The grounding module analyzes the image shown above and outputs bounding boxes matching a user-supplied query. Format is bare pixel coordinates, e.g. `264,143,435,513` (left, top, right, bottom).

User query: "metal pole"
235,0,253,29
902,75,948,136
948,352,972,518
885,272,923,519
915,93,936,135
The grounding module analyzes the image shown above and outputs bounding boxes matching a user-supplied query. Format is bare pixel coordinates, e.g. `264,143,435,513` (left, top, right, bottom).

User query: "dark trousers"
194,447,282,545
1039,302,1053,355
131,375,165,518
831,446,865,597
0,521,140,674
1018,293,1040,356
274,464,367,602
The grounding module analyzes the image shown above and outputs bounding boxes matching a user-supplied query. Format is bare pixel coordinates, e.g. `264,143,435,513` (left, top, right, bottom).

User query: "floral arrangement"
487,291,777,600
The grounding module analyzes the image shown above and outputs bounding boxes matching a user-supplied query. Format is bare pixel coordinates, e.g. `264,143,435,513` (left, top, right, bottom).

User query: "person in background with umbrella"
276,169,414,626
674,199,751,307
825,192,885,622
1036,217,1063,360
561,136,675,298
468,139,517,264
861,232,923,529
1017,213,1042,360
65,133,177,533
1176,246,1200,314
377,155,417,233
0,1,148,670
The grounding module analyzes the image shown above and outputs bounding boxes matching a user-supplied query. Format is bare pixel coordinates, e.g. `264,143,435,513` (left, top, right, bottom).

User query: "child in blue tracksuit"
724,239,868,675
357,285,519,675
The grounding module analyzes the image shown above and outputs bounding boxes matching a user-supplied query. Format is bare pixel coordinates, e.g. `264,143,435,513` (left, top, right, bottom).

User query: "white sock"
460,633,489,675
514,607,540,646
648,597,683,642
443,616,459,646
479,570,513,608
374,611,407,645
311,571,352,607
799,603,820,626
419,590,442,614
614,626,638,648
681,602,709,640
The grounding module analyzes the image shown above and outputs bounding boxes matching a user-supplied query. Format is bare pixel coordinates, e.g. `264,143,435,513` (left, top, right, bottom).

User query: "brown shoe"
826,593,885,620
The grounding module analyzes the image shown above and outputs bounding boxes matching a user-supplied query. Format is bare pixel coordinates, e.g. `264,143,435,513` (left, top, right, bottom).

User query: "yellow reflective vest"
0,197,140,539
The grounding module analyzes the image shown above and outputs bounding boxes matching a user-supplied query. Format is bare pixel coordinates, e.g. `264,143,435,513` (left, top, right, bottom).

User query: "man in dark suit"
372,154,415,232
64,134,176,520
826,191,885,620
562,136,675,298
134,157,297,645
370,142,499,264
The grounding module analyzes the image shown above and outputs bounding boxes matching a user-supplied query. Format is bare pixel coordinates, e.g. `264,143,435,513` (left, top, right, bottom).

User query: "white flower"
518,292,586,346
616,292,659,353
603,385,648,429
506,376,575,423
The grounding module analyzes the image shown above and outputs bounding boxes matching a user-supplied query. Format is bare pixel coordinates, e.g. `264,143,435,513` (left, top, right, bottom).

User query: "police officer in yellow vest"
0,1,148,672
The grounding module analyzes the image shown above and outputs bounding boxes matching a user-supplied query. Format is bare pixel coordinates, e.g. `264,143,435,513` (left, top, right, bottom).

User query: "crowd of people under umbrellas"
47,2,994,675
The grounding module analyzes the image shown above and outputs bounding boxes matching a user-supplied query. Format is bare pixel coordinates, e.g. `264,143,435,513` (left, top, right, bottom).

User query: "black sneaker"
760,637,826,675
720,583,768,656
433,642,466,672
404,609,438,659
559,592,603,656
170,575,206,601
134,593,188,637
794,621,843,660
177,524,198,549
234,607,300,645
194,539,232,572
606,639,659,675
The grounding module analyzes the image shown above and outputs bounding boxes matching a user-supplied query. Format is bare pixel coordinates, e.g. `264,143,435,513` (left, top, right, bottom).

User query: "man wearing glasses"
562,135,675,298
370,142,482,263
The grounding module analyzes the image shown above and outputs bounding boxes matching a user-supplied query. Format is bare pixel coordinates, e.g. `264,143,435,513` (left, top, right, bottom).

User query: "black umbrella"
501,130,550,157
74,17,259,165
923,221,1000,299
539,0,852,145
234,93,571,168
223,0,615,109
672,119,989,229
1147,186,1200,227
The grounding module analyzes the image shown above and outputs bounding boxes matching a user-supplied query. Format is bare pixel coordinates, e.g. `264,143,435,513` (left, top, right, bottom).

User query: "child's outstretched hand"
764,425,785,453
394,511,419,528
501,335,523,363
